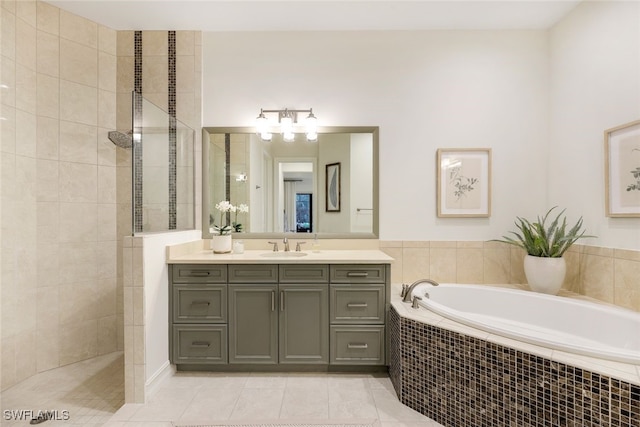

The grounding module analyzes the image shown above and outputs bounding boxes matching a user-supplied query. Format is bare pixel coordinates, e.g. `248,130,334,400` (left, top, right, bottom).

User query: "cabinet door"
228,284,278,364
278,284,329,364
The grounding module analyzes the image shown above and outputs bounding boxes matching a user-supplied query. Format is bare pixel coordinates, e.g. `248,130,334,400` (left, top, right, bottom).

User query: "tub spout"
411,295,423,309
402,278,440,302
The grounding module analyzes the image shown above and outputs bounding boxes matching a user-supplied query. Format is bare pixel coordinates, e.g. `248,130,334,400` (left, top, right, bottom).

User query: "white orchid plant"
232,203,249,233
211,201,249,235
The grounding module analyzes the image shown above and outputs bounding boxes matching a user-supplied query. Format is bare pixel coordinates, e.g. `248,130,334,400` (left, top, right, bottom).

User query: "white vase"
211,234,232,254
523,255,566,295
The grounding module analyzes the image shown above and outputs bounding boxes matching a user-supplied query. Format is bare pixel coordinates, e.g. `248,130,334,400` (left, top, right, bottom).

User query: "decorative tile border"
389,306,640,427
133,31,143,233
168,31,177,229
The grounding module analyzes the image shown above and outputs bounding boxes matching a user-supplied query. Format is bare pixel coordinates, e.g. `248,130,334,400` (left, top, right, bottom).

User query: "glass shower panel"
132,93,195,233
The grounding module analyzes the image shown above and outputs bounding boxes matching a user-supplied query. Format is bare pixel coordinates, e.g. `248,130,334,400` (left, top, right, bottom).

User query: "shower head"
108,130,133,149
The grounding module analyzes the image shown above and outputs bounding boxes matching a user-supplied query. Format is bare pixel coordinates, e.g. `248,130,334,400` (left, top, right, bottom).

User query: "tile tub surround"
389,290,640,427
379,241,640,313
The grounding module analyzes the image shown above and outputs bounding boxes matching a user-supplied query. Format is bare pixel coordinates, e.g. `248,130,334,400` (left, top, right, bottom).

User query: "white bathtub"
409,283,640,364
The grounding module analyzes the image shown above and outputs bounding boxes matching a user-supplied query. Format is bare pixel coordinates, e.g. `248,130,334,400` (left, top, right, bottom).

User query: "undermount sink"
260,252,308,258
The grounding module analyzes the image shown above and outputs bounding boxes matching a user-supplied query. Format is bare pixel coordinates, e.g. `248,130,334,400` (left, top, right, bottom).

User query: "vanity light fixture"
255,108,318,142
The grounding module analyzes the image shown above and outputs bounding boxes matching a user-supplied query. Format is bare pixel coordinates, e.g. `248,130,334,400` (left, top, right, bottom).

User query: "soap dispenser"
311,234,321,253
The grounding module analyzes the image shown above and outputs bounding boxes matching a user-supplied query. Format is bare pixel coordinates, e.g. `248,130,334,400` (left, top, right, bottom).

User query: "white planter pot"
211,234,232,254
524,255,566,295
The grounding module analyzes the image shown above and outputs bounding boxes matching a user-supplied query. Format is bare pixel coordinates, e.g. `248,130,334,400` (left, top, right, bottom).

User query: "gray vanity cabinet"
278,264,329,364
329,264,386,365
228,264,329,365
170,261,389,369
170,264,228,364
228,283,279,364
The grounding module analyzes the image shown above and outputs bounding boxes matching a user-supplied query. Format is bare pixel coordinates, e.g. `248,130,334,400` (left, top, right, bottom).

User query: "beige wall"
1,1,202,393
380,241,640,313
1,0,118,391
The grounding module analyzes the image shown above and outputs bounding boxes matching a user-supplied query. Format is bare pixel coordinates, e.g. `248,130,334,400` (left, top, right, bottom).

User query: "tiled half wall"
380,241,640,313
389,307,640,427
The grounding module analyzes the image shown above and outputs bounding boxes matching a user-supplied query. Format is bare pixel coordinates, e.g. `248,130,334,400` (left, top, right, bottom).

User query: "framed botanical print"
605,119,640,217
436,148,492,218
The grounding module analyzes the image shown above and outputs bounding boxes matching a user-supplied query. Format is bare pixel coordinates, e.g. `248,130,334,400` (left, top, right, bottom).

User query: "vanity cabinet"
228,283,278,364
169,261,389,369
170,264,228,364
228,265,329,365
329,265,386,365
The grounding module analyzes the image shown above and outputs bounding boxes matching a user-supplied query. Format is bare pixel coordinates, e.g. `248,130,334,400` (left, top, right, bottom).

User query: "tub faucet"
402,278,440,303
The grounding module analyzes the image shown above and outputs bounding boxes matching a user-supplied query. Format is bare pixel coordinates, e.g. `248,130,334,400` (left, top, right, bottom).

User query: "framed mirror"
202,126,379,239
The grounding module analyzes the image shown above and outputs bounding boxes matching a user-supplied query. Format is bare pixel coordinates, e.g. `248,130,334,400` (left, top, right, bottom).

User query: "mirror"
202,126,379,238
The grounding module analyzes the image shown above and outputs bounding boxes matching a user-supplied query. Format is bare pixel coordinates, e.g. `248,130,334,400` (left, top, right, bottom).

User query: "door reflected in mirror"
203,127,378,238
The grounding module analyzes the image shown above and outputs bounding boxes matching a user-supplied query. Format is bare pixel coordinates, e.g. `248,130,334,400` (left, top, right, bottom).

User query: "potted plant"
211,200,234,253
494,206,595,294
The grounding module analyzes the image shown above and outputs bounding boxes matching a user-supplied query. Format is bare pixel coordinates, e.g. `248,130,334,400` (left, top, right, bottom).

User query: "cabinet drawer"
173,286,227,323
330,325,385,365
172,264,227,284
330,265,386,284
330,286,384,324
229,265,278,283
173,325,228,364
279,265,329,283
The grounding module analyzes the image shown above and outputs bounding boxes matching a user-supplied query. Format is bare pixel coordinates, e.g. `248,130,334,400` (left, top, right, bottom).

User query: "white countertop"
167,249,394,264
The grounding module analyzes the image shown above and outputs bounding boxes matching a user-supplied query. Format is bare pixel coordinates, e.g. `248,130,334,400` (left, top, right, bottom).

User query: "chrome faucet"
283,237,290,252
402,278,440,303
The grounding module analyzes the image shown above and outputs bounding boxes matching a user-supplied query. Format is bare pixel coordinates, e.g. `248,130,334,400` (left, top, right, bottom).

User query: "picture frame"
436,148,491,218
325,162,341,212
604,119,640,217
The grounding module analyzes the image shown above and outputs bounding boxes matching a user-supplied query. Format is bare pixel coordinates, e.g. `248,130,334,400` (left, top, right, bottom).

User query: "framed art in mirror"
325,162,341,212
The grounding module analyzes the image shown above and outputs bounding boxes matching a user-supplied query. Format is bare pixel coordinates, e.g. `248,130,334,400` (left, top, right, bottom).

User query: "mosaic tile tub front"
389,307,640,427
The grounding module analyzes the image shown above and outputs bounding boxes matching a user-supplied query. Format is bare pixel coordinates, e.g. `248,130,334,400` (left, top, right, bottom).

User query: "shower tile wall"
1,0,118,391
116,29,202,403
380,241,640,313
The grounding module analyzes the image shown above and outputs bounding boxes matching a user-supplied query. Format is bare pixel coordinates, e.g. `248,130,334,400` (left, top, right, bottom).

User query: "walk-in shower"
112,92,195,233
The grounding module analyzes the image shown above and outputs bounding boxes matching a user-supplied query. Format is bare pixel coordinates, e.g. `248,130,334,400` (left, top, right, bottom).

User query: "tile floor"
1,352,444,427
0,352,124,427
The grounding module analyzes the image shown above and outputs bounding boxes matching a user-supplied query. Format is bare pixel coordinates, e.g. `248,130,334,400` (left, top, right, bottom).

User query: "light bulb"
261,132,272,142
305,110,317,135
256,110,268,134
306,132,317,142
283,131,295,142
280,115,293,135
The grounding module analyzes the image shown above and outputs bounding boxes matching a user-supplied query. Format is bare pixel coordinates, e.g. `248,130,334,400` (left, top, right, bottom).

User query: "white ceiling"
46,0,582,31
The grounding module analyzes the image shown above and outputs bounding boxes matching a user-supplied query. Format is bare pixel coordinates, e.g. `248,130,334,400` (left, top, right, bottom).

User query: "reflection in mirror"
203,127,378,238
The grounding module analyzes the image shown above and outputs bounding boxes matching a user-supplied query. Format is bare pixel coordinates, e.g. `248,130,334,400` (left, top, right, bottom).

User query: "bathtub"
408,283,640,364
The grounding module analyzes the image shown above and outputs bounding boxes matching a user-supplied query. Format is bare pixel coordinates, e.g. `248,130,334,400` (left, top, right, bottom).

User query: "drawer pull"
347,343,368,349
347,303,368,308
191,300,210,306
347,272,368,277
188,271,210,277
190,341,211,348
